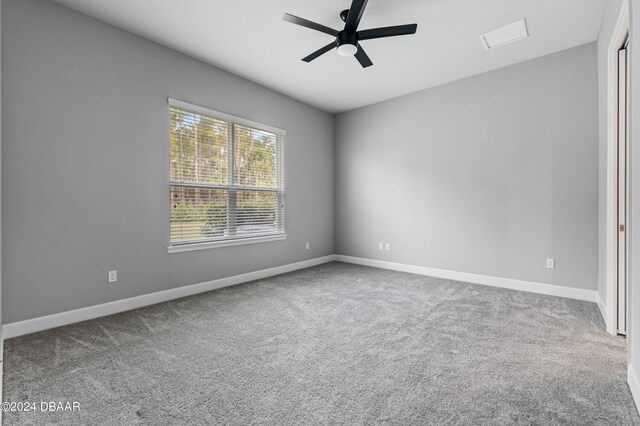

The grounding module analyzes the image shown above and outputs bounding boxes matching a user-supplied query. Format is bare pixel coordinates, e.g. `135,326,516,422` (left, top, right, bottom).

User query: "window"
168,99,285,251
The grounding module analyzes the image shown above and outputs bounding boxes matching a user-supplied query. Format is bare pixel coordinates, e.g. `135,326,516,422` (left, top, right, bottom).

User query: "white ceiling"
51,0,607,113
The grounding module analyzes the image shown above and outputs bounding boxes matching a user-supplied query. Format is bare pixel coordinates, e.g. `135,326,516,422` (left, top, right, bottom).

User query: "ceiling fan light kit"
283,0,418,68
336,30,358,56
337,44,358,57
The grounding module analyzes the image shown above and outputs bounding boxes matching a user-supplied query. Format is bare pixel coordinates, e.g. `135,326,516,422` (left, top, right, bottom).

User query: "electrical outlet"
108,270,118,283
379,242,383,250
546,258,555,269
305,242,310,250
385,243,390,251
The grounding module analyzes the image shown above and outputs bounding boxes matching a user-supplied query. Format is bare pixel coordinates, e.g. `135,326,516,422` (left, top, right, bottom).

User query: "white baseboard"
596,292,615,334
628,364,640,414
335,255,597,302
2,255,337,339
2,254,600,339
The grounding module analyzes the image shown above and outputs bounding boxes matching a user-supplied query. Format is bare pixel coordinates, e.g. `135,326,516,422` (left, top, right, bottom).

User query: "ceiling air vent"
479,19,528,50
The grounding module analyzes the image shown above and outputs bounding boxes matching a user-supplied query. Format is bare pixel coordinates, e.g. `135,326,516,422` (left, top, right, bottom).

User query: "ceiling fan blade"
358,24,418,41
302,42,337,62
354,45,373,68
345,0,369,32
283,13,339,37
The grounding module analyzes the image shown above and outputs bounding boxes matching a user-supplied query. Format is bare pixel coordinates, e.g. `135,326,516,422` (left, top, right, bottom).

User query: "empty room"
2,0,640,424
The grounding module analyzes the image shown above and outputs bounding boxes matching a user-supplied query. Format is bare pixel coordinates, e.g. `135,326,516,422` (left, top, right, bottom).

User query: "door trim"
617,44,629,335
606,0,630,335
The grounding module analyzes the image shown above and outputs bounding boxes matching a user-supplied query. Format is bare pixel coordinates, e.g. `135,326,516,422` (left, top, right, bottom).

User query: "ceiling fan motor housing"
336,31,358,56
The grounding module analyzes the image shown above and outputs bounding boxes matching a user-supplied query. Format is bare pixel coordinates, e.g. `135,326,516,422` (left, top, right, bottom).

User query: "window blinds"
169,100,285,246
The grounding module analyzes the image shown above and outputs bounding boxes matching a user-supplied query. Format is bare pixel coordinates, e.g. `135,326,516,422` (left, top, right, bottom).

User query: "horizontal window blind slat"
170,181,281,192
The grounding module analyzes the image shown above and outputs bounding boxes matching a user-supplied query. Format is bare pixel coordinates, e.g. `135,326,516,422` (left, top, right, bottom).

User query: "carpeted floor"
3,262,639,425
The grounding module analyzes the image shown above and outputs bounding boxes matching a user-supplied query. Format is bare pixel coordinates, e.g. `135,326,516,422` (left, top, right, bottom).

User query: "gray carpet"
3,262,639,425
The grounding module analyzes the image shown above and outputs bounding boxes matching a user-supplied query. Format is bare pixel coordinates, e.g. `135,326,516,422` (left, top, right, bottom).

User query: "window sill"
167,234,287,253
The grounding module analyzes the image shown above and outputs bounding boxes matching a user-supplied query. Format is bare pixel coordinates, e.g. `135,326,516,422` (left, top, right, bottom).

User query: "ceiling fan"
283,0,418,68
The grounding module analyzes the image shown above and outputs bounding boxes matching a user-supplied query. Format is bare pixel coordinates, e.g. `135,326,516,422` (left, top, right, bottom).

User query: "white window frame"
167,98,286,253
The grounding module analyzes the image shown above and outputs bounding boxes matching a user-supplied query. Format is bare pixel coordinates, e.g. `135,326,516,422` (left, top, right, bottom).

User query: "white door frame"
0,0,4,421
0,0,4,420
618,44,629,335
606,0,630,335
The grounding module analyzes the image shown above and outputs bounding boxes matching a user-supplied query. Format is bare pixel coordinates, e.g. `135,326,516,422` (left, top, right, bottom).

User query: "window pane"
234,124,277,188
170,186,228,243
168,101,285,248
236,190,280,237
170,107,228,184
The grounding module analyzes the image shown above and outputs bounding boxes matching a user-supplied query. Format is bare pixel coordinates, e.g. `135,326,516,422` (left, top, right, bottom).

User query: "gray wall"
335,43,599,291
2,0,335,323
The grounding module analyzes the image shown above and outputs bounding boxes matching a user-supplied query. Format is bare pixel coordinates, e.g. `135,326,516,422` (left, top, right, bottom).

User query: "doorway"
606,1,630,336
617,38,629,336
